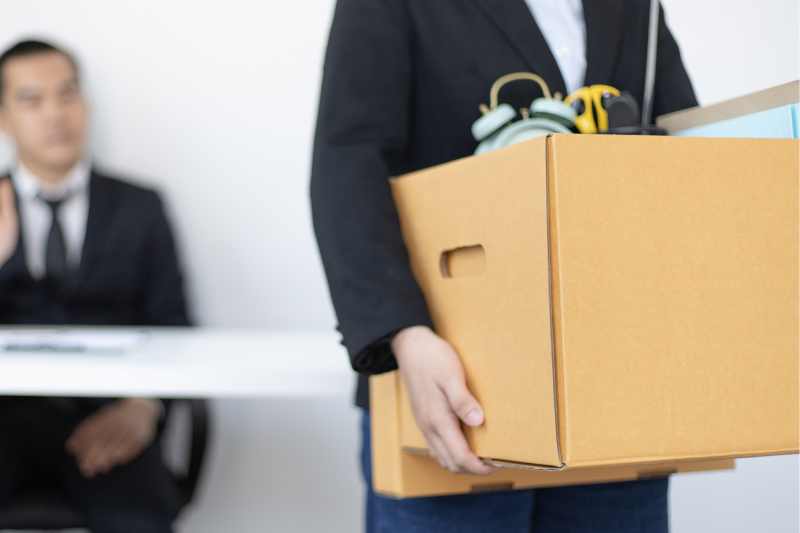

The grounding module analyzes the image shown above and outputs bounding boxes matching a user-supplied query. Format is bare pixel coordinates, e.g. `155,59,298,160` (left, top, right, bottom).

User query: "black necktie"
39,195,69,284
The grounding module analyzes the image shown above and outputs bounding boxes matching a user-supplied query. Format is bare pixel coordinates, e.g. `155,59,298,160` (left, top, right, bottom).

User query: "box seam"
545,135,566,468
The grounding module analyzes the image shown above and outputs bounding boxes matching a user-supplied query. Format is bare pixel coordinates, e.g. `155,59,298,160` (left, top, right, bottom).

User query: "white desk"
0,328,355,398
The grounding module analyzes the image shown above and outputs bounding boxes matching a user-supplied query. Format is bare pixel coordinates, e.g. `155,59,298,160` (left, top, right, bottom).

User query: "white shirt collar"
12,160,91,202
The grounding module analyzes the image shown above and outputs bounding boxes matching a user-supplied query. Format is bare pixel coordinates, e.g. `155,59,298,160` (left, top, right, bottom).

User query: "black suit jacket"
310,0,698,408
0,169,191,411
0,170,190,327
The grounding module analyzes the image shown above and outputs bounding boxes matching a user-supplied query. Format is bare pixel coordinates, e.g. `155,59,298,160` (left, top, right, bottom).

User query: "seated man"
0,39,190,533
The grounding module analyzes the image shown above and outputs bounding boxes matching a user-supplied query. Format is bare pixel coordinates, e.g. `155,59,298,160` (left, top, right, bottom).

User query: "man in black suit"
311,1,697,531
0,40,189,532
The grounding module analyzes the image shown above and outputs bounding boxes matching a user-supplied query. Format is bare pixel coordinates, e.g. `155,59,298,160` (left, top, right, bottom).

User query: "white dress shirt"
11,161,91,280
525,0,587,95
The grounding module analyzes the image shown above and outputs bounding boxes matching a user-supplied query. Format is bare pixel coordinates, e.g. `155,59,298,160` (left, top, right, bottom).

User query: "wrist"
125,398,162,419
391,325,433,363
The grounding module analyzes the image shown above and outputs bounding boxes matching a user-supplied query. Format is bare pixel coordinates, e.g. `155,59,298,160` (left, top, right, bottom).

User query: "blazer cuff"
351,332,399,375
348,318,435,376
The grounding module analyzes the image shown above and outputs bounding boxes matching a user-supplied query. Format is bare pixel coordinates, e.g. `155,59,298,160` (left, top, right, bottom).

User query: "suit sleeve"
0,253,24,317
310,0,433,375
138,193,192,327
652,2,698,116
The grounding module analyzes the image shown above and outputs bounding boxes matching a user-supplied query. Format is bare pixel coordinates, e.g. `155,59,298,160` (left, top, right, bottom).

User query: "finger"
427,433,455,472
73,417,112,458
436,412,494,475
83,449,112,477
79,452,100,477
415,385,458,471
441,377,484,428
65,432,80,454
112,445,136,468
80,441,105,475
96,424,129,465
81,430,118,476
0,181,9,212
99,435,128,471
66,419,99,454
109,428,141,467
66,423,93,455
0,181,15,220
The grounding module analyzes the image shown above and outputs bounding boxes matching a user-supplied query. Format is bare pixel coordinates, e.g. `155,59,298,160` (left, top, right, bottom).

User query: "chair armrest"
167,398,211,508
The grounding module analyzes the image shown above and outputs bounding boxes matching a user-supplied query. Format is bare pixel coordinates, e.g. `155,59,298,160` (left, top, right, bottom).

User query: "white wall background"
0,1,798,532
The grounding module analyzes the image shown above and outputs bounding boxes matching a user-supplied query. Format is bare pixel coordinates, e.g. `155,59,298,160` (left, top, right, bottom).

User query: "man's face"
0,52,88,173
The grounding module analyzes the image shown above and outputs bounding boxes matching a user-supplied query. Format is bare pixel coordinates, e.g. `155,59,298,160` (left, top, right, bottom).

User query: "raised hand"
0,180,19,267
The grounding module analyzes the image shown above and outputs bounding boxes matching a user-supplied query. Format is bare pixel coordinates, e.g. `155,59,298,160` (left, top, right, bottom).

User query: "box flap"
390,139,562,468
372,370,736,499
546,135,800,466
389,453,735,498
369,372,406,495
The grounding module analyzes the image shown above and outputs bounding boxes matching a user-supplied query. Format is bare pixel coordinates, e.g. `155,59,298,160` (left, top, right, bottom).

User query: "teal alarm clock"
472,72,576,154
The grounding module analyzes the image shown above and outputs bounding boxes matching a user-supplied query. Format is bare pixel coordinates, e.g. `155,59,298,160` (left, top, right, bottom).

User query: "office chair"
0,399,210,530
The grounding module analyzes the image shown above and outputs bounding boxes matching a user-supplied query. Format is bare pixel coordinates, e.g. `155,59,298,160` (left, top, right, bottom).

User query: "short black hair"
0,39,80,102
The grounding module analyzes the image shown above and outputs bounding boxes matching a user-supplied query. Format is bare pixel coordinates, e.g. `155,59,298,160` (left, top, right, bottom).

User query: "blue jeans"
360,412,669,533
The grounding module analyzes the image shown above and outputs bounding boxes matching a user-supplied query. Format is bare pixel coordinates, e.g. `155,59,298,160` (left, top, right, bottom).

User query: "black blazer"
0,170,190,327
310,0,698,408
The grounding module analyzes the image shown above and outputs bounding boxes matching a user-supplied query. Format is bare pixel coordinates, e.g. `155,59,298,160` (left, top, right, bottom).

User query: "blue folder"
673,103,798,139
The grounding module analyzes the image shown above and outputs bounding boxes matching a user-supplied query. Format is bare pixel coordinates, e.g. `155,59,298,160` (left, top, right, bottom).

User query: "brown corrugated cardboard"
377,134,798,492
371,371,736,498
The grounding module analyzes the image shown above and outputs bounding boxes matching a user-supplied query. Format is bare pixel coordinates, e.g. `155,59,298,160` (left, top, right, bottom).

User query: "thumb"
442,378,484,427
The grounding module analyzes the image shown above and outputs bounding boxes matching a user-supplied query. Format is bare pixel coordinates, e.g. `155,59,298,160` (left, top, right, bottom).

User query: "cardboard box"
657,80,799,138
371,371,736,498
373,134,798,497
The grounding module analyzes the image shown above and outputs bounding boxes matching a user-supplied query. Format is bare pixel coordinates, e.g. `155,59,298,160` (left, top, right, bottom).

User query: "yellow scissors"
565,85,621,134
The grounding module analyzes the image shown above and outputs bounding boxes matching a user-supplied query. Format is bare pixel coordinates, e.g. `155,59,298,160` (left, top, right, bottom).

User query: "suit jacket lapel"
475,0,568,98
581,0,625,86
78,171,115,278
